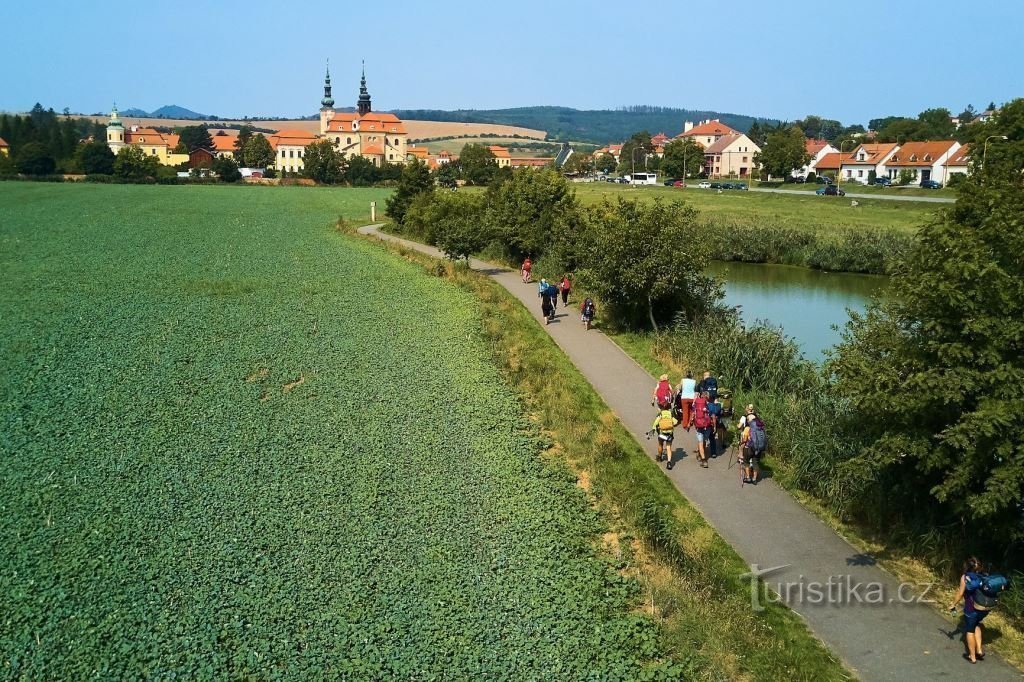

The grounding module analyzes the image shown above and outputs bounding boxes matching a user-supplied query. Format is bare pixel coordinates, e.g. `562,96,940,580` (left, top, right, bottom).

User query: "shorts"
741,446,762,465
696,427,713,443
657,432,674,444
965,608,990,631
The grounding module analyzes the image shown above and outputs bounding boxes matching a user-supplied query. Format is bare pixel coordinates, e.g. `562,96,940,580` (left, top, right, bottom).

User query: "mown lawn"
0,182,679,677
573,182,939,234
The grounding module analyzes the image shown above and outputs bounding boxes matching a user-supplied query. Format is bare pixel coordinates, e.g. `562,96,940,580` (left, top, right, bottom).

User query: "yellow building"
318,63,409,166
0,136,9,156
488,145,512,168
106,105,188,165
268,129,319,173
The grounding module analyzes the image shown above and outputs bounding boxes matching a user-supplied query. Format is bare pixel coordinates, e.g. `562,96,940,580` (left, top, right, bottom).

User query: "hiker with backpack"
522,257,532,283
652,374,674,410
649,407,679,470
706,394,724,458
949,557,1012,664
697,370,718,401
676,371,696,432
580,297,596,330
738,406,767,484
692,390,712,468
560,274,572,306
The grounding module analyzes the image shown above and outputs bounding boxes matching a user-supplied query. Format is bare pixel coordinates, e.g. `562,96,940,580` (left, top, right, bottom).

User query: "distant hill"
150,105,208,119
389,105,781,143
121,107,150,117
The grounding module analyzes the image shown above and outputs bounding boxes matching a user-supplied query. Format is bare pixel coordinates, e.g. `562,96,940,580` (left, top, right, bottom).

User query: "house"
406,146,430,162
554,142,574,167
488,145,512,168
814,151,849,178
651,132,670,156
210,132,238,159
839,143,899,184
268,129,319,174
883,140,961,184
510,157,553,168
0,137,8,156
702,133,759,178
104,106,189,165
676,119,740,148
943,144,971,180
977,109,994,123
319,64,408,166
792,139,838,179
594,143,623,163
188,148,216,169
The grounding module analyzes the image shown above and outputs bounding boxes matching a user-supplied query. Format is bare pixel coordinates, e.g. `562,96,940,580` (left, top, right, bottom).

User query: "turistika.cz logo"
740,564,938,612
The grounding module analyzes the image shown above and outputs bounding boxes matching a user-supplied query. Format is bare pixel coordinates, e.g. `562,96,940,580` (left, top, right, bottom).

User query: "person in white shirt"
677,371,697,431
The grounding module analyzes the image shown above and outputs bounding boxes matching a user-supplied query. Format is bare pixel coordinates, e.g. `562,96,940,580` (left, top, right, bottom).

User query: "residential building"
210,132,238,159
510,157,552,168
188,148,216,169
406,146,430,162
676,119,740,148
488,145,512,168
268,129,319,174
883,140,961,184
593,144,622,163
318,63,408,166
702,133,759,178
105,105,188,165
943,144,971,180
554,142,573,167
792,138,838,179
839,143,899,184
815,151,848,178
0,136,8,156
977,109,995,122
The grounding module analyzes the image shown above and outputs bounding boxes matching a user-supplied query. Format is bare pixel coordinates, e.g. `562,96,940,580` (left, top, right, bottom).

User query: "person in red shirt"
559,274,572,305
692,391,711,468
521,257,532,283
652,374,674,410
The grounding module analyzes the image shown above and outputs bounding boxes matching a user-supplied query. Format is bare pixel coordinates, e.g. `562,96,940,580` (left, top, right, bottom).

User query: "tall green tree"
660,138,705,179
829,124,1024,546
754,126,810,179
213,156,241,182
242,134,274,168
178,125,214,152
78,140,115,174
234,124,255,158
346,156,380,186
15,142,56,175
385,158,433,224
458,143,497,185
616,131,655,174
428,191,490,260
578,198,719,330
484,168,580,262
302,140,344,184
595,152,617,174
113,145,159,180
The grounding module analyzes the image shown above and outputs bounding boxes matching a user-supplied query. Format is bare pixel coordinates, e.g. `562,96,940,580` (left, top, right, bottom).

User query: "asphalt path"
748,186,955,203
360,224,1018,681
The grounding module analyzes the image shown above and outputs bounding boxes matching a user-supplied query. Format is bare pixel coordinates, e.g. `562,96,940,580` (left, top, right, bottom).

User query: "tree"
746,121,767,147
616,131,655,174
428,192,490,260
113,145,159,180
957,104,977,125
754,126,810,179
235,124,255,158
346,156,380,186
484,168,580,262
660,138,705,179
242,134,274,168
0,150,17,176
562,152,594,175
458,143,497,185
595,153,617,174
213,156,241,182
302,140,344,184
578,198,719,330
178,125,214,152
916,107,956,140
15,142,56,175
829,152,1024,550
434,162,459,189
385,158,433,224
78,140,115,174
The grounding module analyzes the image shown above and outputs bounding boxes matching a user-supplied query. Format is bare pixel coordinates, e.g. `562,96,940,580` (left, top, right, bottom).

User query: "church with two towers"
318,63,408,166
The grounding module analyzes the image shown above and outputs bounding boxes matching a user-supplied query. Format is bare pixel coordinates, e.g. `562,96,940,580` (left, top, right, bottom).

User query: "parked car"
616,177,629,184
672,180,686,187
874,177,893,187
792,176,806,183
815,176,831,184
605,177,616,183
734,183,748,190
710,182,722,189
920,179,943,189
663,179,678,186
697,181,712,189
721,182,735,190
816,185,846,196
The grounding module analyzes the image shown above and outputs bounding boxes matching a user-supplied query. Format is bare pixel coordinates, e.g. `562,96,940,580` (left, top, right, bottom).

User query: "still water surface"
705,261,887,363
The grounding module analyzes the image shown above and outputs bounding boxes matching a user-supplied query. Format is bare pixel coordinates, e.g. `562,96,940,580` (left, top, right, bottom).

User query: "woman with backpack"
559,274,572,305
949,557,997,664
738,407,766,484
691,391,711,468
580,297,596,330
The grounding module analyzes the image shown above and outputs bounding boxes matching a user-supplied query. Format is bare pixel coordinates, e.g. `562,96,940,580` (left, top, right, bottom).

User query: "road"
748,186,955,203
359,224,1018,681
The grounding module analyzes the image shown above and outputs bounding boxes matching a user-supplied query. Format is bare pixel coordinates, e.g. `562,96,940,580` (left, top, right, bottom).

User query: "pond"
705,261,888,363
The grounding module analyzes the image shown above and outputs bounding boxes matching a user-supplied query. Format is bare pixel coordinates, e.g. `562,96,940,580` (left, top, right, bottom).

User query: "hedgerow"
0,183,681,678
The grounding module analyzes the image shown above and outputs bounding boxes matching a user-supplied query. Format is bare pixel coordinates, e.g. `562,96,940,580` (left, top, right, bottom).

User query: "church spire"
357,60,372,116
321,59,334,108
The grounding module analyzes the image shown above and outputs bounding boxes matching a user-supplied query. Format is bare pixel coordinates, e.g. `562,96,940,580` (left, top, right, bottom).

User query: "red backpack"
655,381,673,408
693,397,710,428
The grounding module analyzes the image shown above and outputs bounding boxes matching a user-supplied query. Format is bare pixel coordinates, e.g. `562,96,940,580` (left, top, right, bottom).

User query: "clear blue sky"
2,0,1021,127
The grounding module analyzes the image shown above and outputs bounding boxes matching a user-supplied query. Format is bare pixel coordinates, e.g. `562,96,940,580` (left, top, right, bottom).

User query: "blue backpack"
967,572,1012,608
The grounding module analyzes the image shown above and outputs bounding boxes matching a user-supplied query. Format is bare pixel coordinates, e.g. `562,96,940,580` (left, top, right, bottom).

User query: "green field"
573,183,939,234
0,183,677,677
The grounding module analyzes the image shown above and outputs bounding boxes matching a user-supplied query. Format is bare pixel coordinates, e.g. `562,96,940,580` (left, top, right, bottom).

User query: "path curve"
359,224,1018,681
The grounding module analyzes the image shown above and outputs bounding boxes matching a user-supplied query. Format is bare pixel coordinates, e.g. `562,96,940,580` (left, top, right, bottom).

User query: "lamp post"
982,135,1009,171
838,140,856,188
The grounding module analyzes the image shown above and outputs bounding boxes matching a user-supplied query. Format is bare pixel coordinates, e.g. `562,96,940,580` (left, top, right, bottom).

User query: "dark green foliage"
213,156,241,182
344,155,378,186
615,131,655,174
483,168,580,262
234,124,254,157
457,143,497,185
595,152,617,174
756,126,811,179
385,158,432,223
426,191,490,260
177,125,214,152
660,138,704,179
301,140,344,184
15,142,55,175
112,145,159,180
0,183,680,678
78,141,115,175
241,133,274,169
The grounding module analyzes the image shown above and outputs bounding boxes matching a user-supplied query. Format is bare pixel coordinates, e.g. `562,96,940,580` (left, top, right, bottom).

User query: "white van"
629,172,658,185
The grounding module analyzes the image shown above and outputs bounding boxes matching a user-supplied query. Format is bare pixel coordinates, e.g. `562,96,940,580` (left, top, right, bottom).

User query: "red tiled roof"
944,144,971,167
510,157,552,167
805,138,830,155
886,141,958,167
703,133,742,154
487,145,511,158
651,132,670,145
678,120,739,139
0,137,8,147
166,134,180,149
125,129,169,145
362,143,384,155
211,135,238,151
816,152,851,171
268,129,319,149
407,146,429,159
843,143,898,165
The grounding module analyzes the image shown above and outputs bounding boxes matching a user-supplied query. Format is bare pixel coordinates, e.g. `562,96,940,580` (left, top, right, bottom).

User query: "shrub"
16,142,56,175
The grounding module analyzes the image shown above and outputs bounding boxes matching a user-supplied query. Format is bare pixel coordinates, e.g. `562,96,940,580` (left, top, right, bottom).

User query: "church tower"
357,61,372,117
319,61,336,134
107,103,125,155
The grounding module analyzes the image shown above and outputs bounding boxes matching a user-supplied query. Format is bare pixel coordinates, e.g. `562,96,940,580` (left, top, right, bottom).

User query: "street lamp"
982,135,1009,171
838,139,857,187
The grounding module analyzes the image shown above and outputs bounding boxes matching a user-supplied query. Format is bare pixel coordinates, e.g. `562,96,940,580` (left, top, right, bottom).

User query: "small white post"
370,201,376,222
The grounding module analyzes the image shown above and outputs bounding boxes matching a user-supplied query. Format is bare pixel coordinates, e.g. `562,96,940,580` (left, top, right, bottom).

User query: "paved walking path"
749,186,955,203
359,225,1018,681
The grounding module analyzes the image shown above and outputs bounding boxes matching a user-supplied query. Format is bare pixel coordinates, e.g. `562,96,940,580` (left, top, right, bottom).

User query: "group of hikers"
649,370,765,484
522,258,595,329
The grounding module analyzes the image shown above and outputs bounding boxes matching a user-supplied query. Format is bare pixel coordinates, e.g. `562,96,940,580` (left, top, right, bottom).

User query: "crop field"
573,183,938,235
0,183,674,677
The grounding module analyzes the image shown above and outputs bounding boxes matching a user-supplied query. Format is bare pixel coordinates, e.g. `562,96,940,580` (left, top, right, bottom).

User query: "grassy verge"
606,329,1024,672
356,226,851,680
